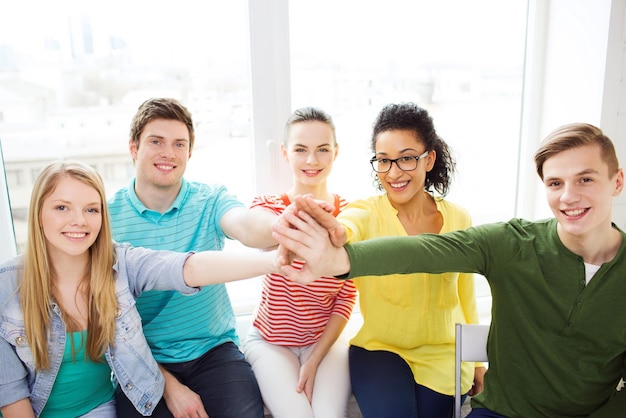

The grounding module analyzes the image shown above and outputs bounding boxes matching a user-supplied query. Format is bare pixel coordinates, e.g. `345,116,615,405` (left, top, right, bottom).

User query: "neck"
558,223,622,265
134,178,181,213
288,182,333,204
50,253,89,287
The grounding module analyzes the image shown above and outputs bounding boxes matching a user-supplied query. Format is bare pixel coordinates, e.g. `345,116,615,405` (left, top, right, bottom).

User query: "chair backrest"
455,323,489,418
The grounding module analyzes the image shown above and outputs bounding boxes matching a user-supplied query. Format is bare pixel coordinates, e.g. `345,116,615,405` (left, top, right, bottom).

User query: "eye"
87,207,101,214
175,142,187,149
150,139,161,145
55,205,67,211
378,158,390,164
580,177,593,184
294,148,306,153
400,156,416,163
546,180,561,188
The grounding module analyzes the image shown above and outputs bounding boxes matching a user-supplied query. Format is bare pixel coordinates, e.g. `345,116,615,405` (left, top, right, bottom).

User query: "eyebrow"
50,198,101,206
376,147,421,156
543,168,601,182
292,143,332,148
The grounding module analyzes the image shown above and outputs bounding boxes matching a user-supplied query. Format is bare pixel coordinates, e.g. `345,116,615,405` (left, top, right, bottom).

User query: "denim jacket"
0,243,197,416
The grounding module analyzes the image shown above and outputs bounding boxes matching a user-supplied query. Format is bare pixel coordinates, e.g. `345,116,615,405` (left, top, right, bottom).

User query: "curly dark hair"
371,102,455,196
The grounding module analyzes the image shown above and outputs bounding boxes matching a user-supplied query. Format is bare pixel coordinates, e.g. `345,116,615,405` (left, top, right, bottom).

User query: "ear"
613,168,624,196
425,149,436,172
129,138,138,160
281,143,289,163
333,143,339,161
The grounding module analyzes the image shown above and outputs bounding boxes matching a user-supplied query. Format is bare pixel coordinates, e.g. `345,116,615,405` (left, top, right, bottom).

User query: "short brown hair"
129,98,195,151
534,123,619,180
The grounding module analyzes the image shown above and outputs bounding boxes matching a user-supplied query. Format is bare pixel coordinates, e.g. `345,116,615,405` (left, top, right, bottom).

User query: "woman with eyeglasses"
337,102,485,418
242,107,357,418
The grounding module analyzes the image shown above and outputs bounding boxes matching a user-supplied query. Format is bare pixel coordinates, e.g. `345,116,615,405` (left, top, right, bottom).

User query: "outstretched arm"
182,249,277,287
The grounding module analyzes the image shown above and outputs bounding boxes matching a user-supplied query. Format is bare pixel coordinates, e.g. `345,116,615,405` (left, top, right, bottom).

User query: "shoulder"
187,181,244,205
0,256,23,305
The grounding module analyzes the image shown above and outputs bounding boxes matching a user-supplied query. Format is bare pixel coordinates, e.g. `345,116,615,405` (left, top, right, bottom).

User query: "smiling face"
282,120,338,190
542,143,624,243
130,118,191,191
40,175,102,261
374,129,434,207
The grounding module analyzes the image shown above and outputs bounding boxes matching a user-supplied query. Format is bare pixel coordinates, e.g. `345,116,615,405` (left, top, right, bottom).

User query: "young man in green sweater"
273,122,626,417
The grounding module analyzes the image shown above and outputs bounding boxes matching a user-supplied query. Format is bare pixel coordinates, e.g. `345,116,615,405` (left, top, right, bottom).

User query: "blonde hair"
20,161,118,369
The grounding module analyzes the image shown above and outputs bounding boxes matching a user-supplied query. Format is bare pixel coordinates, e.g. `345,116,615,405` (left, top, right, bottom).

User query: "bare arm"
220,206,278,249
296,314,349,402
183,249,277,287
1,398,36,418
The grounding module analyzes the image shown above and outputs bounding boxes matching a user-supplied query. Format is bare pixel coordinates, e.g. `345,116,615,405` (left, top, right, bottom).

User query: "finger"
280,264,316,285
280,211,319,241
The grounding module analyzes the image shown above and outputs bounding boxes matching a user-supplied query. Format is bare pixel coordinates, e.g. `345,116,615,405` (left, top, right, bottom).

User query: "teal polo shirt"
108,178,245,362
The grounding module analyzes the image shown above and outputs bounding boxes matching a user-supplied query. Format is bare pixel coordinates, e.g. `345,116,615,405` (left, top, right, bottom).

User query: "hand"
294,195,347,247
469,366,487,396
296,360,318,403
162,368,209,418
272,209,351,283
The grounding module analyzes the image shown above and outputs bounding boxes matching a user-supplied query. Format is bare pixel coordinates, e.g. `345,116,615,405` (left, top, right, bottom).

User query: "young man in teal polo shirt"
109,98,276,418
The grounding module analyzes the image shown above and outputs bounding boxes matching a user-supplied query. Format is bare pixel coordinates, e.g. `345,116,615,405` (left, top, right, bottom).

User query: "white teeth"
65,232,86,238
564,208,586,217
156,165,173,171
390,181,408,188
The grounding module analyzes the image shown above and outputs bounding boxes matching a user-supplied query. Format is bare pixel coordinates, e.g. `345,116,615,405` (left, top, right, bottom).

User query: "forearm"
225,207,278,249
1,398,36,418
306,314,348,367
344,232,483,279
183,250,275,287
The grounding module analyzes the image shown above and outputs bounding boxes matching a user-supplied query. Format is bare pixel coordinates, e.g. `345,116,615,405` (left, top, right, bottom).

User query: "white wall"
517,0,626,225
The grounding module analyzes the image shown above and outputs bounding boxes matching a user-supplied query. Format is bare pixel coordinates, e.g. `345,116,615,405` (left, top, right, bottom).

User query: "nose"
160,145,176,159
306,152,318,164
387,160,404,177
560,182,580,204
71,211,87,226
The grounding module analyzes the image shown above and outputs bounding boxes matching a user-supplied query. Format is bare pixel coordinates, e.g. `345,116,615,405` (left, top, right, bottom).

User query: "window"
0,0,530,317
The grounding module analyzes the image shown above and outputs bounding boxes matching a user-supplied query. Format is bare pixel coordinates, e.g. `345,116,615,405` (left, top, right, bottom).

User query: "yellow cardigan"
340,193,479,395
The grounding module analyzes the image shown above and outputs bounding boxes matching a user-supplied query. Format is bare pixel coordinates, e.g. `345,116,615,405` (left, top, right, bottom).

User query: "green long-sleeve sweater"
344,218,626,418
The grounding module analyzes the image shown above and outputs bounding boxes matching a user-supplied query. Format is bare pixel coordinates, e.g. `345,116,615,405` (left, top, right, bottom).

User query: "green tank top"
40,331,115,417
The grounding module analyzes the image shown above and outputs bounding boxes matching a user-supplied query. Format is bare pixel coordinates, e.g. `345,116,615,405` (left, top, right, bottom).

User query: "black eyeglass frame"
369,150,429,173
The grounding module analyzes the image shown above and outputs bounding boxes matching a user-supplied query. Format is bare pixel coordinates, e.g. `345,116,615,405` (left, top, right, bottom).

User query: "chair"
455,323,490,418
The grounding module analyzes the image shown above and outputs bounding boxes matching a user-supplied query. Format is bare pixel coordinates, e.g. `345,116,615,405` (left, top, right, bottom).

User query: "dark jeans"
115,342,263,418
349,345,465,418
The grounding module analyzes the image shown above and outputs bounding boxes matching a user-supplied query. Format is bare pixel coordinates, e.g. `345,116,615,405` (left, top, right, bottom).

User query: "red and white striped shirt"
251,194,357,345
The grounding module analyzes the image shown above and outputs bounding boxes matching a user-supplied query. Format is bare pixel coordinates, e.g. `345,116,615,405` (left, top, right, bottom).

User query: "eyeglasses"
369,150,429,173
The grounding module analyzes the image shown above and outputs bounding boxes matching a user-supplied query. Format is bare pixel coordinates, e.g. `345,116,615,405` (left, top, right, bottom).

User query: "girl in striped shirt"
243,107,357,418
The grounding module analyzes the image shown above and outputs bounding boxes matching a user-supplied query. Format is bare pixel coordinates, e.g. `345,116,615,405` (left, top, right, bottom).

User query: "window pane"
0,1,258,310
289,0,528,310
0,0,253,247
289,0,528,226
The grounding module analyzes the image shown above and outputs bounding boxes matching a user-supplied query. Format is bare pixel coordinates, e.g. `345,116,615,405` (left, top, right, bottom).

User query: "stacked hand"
272,195,351,284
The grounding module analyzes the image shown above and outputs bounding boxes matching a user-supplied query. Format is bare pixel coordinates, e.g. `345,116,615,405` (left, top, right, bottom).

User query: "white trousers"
243,327,352,418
